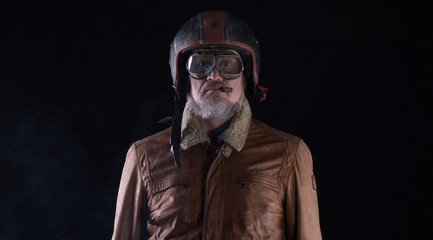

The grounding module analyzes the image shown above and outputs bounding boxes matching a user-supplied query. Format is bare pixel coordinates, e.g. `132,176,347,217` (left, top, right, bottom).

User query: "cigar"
220,86,233,93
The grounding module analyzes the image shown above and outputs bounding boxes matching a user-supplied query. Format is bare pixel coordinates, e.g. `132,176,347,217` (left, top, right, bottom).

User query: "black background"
1,0,432,239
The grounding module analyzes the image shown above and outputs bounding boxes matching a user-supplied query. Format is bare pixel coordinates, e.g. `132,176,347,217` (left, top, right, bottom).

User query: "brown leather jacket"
112,99,322,240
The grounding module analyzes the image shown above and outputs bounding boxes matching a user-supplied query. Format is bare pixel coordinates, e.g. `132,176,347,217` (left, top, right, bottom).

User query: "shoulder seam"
134,128,171,146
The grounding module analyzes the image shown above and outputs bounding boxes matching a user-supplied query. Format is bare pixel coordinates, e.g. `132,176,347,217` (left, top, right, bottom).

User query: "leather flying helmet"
169,11,261,98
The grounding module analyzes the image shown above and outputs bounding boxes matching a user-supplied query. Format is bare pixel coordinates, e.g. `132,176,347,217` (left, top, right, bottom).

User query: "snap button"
222,147,233,157
241,184,247,188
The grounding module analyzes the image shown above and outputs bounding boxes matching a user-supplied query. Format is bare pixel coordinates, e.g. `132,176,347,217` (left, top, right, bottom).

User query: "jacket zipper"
202,143,227,240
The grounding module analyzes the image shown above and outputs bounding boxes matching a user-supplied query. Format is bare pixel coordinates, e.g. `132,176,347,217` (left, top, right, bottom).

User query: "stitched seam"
140,141,152,199
133,142,146,189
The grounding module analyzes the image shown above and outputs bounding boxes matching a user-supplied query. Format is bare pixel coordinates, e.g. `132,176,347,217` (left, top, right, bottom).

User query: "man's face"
188,49,244,107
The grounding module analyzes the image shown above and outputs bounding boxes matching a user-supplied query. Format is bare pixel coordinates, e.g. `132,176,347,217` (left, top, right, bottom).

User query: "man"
112,11,322,240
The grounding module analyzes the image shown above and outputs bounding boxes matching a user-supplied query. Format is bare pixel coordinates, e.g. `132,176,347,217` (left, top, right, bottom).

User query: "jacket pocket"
231,175,285,239
147,177,192,238
235,175,278,192
151,177,192,195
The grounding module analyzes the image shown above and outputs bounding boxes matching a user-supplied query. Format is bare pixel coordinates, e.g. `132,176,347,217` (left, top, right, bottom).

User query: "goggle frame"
186,53,244,80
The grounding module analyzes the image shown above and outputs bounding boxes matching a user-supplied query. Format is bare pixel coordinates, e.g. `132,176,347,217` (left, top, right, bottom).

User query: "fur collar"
180,97,252,152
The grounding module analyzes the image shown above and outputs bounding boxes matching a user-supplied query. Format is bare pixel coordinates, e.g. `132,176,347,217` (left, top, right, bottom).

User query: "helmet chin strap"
170,94,184,167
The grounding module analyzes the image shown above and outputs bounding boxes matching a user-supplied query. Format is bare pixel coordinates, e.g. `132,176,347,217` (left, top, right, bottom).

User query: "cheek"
229,80,244,102
188,79,203,99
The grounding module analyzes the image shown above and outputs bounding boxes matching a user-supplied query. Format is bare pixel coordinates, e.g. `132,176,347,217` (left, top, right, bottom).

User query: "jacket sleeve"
112,143,147,240
285,140,322,240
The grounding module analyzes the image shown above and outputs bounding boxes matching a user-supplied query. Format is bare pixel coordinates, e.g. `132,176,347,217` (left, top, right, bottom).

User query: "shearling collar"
180,97,252,152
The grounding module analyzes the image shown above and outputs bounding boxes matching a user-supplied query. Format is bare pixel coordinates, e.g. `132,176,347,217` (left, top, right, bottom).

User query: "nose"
206,68,223,82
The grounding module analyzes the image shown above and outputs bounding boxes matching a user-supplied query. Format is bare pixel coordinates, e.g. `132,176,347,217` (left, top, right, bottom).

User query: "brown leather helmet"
169,11,261,97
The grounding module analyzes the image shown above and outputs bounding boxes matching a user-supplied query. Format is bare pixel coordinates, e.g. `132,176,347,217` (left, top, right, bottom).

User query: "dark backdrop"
1,0,431,239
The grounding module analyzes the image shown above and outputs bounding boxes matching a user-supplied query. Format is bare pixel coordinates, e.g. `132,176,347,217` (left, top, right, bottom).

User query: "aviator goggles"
186,53,244,80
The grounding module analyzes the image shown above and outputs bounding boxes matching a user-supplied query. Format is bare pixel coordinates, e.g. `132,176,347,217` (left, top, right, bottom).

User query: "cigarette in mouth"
220,86,233,93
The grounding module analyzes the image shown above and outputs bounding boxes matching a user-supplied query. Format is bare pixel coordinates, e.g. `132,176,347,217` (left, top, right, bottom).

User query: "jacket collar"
180,97,251,152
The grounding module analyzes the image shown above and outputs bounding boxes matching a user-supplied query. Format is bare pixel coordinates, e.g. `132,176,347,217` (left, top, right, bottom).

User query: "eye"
198,59,212,66
192,59,213,72
221,61,231,67
218,57,241,73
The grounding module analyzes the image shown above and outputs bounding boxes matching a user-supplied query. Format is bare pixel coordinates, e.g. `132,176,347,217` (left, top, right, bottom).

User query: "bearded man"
112,11,322,240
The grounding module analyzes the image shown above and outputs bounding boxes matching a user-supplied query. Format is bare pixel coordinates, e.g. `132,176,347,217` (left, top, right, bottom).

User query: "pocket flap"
151,177,191,195
235,175,278,192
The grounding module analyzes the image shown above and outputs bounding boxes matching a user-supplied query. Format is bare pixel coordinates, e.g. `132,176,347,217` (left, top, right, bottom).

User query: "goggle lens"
186,54,244,80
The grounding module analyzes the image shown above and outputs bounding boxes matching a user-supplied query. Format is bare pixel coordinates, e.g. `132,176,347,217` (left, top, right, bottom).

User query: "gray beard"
187,94,243,120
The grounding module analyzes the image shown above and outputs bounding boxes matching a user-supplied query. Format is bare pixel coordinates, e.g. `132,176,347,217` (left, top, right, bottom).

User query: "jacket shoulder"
130,128,171,159
248,120,313,177
249,119,302,146
133,128,171,146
